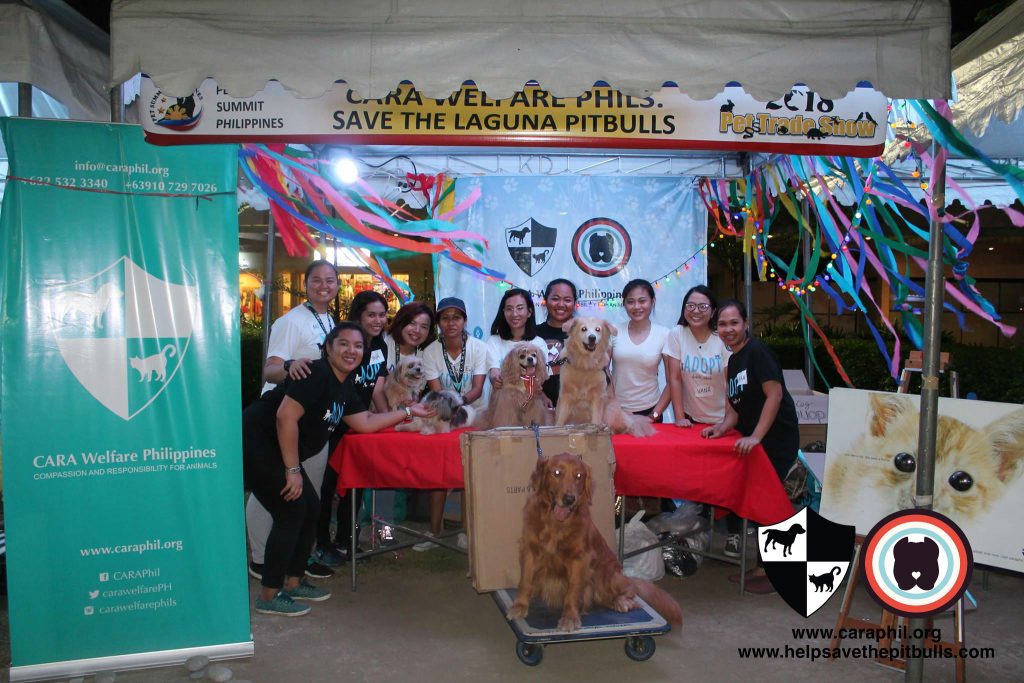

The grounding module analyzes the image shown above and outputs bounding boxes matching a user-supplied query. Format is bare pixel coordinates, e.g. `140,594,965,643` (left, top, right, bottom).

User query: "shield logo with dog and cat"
47,256,196,421
505,218,556,277
759,507,855,617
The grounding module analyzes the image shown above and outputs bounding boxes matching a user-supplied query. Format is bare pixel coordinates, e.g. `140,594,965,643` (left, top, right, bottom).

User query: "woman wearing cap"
416,296,489,551
535,278,577,405
485,288,548,389
383,302,436,375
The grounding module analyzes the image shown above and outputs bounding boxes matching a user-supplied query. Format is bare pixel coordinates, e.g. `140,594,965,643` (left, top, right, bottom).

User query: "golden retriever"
383,356,427,411
506,453,682,631
555,317,655,437
480,342,550,428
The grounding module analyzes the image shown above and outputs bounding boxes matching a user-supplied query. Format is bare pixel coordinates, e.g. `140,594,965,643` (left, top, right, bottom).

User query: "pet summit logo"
148,89,204,131
860,509,973,618
47,257,196,420
505,218,556,277
759,507,856,617
570,217,632,278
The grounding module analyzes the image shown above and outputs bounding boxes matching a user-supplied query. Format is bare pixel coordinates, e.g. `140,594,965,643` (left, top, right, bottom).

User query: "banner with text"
0,119,251,681
437,176,707,337
141,77,887,157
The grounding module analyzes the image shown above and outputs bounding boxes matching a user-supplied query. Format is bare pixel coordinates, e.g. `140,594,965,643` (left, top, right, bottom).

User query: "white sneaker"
412,533,438,552
457,533,469,550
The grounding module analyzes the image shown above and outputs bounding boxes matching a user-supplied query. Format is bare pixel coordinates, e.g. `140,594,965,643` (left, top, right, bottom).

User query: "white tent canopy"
110,0,951,102
0,0,110,121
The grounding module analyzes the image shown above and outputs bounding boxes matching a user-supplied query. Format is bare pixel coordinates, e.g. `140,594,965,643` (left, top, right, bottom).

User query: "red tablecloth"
330,423,794,526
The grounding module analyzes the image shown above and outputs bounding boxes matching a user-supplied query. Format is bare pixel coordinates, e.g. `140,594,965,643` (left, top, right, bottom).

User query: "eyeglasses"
685,303,712,312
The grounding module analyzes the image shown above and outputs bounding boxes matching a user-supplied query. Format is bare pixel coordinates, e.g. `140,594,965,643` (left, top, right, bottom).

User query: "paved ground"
3,532,1020,683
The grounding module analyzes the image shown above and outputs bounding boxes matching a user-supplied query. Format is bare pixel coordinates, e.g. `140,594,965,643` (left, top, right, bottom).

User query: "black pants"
246,459,319,590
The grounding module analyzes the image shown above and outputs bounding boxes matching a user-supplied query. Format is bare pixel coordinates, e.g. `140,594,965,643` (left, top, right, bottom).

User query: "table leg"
350,488,357,592
738,518,748,595
617,497,626,564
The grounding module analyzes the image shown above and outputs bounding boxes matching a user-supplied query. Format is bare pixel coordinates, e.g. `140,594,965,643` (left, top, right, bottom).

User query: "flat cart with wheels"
492,588,671,666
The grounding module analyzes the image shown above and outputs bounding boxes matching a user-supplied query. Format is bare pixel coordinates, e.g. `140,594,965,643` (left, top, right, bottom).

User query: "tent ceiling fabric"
0,0,110,120
949,0,1024,136
110,0,951,102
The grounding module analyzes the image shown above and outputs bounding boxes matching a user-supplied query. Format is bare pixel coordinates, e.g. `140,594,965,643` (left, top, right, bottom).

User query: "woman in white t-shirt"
485,288,548,388
663,285,730,428
611,279,671,420
383,302,435,374
416,296,487,552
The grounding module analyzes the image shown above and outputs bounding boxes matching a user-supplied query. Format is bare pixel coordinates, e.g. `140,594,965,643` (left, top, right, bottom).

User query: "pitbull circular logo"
571,218,631,277
860,510,972,618
148,89,204,132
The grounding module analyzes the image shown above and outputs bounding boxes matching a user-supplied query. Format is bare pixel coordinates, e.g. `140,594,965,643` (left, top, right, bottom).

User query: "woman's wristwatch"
651,410,661,420
285,465,301,474
403,406,413,421
283,359,293,374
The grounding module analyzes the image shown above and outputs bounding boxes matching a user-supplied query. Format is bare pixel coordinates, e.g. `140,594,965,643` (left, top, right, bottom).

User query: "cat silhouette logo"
570,217,632,277
759,507,855,617
860,509,973,618
47,257,196,420
505,218,556,277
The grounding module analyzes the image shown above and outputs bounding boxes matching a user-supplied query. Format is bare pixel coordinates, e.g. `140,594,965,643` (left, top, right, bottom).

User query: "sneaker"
316,545,345,567
412,532,438,552
248,562,264,581
724,533,742,558
255,592,311,617
305,558,334,579
283,578,331,602
457,533,469,550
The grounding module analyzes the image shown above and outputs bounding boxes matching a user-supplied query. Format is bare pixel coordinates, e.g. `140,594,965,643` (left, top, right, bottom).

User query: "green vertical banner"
0,119,252,681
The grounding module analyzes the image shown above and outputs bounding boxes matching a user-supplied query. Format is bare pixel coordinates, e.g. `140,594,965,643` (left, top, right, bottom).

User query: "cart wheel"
624,635,656,661
515,641,543,666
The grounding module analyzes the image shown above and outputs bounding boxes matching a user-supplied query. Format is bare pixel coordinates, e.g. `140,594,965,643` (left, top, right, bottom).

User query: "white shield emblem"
47,257,196,420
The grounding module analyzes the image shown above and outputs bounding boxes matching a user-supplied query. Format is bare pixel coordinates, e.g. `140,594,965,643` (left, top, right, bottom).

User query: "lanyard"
304,302,333,342
442,338,467,393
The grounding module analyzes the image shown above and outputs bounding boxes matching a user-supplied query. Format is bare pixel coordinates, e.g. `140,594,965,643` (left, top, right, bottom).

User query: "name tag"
369,349,385,365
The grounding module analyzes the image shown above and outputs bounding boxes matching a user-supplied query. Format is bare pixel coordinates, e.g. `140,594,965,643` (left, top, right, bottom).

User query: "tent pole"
17,83,32,117
904,140,947,683
110,85,125,123
802,198,813,390
742,155,753,334
259,213,277,382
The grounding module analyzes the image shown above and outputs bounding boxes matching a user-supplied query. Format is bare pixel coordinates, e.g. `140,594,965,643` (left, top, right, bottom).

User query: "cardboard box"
783,370,830,450
460,425,616,593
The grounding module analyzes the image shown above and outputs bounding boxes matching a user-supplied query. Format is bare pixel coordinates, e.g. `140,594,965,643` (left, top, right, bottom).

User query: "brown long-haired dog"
506,453,682,631
383,356,427,410
555,317,655,437
480,342,550,428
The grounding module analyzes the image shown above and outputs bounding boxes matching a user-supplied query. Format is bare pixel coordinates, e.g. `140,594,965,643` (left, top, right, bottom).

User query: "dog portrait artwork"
383,356,427,411
395,389,475,435
480,342,550,429
587,232,615,264
506,453,682,631
555,317,654,437
130,345,177,382
808,566,842,593
761,523,806,558
821,388,1024,572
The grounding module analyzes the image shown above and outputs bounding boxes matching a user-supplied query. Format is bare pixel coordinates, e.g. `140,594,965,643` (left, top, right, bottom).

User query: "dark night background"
66,1,1016,47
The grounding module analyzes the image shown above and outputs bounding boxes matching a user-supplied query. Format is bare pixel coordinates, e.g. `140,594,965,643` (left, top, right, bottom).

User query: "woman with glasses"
485,288,548,388
664,284,731,429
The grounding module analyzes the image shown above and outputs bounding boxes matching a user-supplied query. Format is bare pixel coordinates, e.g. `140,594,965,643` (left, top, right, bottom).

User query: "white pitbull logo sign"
48,257,196,420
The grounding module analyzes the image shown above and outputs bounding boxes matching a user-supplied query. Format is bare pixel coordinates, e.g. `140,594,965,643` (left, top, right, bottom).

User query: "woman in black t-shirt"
243,322,433,616
700,299,799,593
535,278,577,404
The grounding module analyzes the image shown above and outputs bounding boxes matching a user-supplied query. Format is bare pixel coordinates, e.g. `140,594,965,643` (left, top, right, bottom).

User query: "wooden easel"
832,353,966,681
830,539,965,682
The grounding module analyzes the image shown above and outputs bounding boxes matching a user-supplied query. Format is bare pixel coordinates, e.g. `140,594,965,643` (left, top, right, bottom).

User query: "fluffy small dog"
480,342,550,429
826,392,1024,521
506,453,682,631
395,389,475,435
555,317,654,437
383,356,427,411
